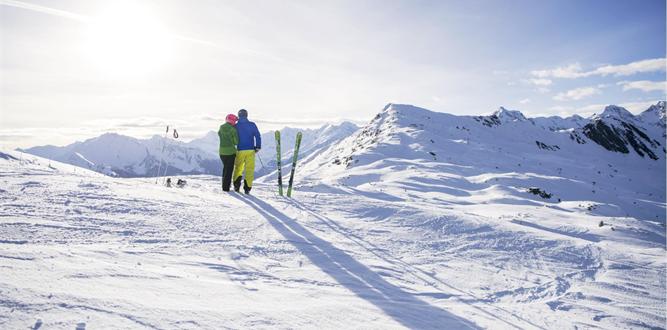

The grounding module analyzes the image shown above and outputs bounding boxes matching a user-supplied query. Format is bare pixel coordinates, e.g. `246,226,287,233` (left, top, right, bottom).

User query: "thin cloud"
617,80,666,92
594,59,666,77
519,98,531,104
527,78,552,86
532,58,666,79
0,0,88,21
85,117,180,129
553,86,601,101
0,126,104,148
0,132,34,140
532,63,586,79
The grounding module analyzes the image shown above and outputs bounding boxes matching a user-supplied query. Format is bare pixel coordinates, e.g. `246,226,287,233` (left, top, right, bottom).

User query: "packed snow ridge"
1,101,665,329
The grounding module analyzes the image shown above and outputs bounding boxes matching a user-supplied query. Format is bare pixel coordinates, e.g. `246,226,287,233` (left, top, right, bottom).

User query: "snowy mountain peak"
320,121,357,133
96,132,132,141
639,101,666,128
596,105,635,122
494,106,527,123
383,103,430,116
381,104,442,126
89,132,147,150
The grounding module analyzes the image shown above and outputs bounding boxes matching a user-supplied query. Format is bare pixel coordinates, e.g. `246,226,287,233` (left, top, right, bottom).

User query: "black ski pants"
220,154,236,191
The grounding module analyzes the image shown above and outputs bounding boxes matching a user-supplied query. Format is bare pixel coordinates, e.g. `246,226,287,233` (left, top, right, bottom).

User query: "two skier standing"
217,109,261,194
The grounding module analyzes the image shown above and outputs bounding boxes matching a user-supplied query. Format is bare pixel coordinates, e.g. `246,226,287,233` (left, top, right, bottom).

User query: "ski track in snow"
1,150,665,329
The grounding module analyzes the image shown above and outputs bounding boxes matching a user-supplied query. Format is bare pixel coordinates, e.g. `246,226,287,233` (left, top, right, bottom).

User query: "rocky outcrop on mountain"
296,102,665,223
580,105,662,160
310,102,665,177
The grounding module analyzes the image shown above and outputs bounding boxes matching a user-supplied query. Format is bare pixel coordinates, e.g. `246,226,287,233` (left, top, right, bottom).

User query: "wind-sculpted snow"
1,147,665,329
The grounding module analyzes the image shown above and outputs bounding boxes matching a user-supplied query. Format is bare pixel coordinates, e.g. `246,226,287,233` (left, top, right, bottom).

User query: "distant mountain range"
295,101,665,221
21,122,360,178
21,101,665,198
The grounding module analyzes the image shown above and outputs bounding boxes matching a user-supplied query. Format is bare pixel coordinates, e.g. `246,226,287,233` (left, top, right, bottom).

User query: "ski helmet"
238,109,248,118
226,114,239,125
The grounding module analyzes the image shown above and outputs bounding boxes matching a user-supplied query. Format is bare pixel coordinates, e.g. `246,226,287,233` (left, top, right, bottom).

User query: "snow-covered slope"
300,102,666,221
2,101,666,330
1,136,665,329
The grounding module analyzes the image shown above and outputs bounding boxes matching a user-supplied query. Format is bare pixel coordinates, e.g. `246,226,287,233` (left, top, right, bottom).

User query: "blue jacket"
236,117,261,151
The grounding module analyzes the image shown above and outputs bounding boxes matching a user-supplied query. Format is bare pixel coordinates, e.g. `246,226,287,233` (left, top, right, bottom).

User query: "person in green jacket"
218,114,239,191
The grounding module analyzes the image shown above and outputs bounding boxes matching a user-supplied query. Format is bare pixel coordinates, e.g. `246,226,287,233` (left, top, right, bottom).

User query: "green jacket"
218,123,239,155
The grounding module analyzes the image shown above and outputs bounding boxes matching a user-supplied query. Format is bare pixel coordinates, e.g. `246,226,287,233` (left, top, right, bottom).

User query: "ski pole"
256,151,265,168
160,127,180,184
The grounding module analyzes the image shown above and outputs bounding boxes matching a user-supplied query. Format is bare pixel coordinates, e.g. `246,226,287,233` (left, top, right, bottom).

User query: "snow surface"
1,102,666,329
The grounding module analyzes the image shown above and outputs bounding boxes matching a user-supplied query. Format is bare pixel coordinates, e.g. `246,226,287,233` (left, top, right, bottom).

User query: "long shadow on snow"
286,199,546,330
233,194,477,329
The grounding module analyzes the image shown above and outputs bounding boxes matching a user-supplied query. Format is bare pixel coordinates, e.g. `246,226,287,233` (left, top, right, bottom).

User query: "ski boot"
244,180,251,195
233,177,242,192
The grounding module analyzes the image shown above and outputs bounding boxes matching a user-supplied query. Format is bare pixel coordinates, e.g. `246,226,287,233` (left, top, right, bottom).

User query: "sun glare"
84,2,172,78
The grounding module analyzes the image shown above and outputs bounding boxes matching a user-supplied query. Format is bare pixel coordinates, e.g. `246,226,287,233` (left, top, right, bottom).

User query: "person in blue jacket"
232,109,261,194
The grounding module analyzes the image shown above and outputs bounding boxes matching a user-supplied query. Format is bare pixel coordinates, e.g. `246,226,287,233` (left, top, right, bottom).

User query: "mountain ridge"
19,102,665,180
21,121,360,178
297,102,665,222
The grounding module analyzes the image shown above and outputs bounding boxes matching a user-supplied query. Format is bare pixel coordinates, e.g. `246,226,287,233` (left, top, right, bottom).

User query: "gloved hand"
254,147,261,153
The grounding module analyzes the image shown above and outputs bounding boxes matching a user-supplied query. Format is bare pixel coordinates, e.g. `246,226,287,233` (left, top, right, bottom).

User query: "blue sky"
0,0,665,147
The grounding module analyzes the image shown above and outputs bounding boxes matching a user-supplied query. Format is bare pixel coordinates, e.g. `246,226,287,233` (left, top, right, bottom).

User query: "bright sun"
84,2,172,78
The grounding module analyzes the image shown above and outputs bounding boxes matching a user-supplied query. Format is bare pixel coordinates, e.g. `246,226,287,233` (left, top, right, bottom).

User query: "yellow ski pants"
233,150,256,187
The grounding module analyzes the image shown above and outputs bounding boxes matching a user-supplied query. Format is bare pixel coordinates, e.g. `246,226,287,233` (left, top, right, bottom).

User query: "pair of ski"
274,131,302,197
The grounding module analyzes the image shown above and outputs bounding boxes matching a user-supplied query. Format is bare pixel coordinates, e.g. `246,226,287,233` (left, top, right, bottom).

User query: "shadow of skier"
234,194,478,329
